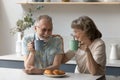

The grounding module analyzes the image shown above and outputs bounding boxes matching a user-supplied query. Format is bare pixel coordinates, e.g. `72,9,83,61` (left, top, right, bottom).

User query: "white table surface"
0,54,120,67
0,68,102,80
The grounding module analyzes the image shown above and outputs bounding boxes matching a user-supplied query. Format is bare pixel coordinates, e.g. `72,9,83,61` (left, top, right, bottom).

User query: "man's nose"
44,31,49,35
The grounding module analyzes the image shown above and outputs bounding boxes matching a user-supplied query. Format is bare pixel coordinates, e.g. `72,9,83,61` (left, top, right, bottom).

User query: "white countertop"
106,59,120,67
0,68,102,80
0,54,24,61
0,54,120,67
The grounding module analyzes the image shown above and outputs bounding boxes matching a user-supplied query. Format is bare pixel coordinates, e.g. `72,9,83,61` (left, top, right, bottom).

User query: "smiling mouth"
43,35,51,39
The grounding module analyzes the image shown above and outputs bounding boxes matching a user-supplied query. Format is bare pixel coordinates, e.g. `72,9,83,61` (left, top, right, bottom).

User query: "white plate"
44,74,66,78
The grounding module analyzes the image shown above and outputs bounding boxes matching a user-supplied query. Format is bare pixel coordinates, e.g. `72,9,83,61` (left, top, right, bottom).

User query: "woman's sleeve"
92,41,106,67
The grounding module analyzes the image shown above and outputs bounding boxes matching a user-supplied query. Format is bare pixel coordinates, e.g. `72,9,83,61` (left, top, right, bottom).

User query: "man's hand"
27,41,35,53
24,66,44,75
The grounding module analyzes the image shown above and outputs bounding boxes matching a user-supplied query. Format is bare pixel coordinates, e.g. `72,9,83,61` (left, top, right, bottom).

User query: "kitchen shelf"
17,2,120,5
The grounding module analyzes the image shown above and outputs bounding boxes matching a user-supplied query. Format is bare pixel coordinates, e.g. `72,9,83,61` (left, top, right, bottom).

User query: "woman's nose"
74,35,77,38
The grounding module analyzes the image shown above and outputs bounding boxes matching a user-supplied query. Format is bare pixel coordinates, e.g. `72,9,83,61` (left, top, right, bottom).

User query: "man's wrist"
30,51,35,55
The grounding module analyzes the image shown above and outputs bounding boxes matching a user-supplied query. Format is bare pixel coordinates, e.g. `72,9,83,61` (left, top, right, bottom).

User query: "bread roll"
44,69,53,75
53,69,60,75
53,69,65,75
58,70,65,75
44,69,65,75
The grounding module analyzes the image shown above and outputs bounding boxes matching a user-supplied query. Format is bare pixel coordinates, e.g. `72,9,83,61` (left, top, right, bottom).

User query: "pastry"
44,69,53,75
53,69,60,75
58,70,65,75
53,69,65,75
44,69,65,75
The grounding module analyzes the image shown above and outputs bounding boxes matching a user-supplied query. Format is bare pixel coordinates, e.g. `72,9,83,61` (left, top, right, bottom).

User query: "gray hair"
34,15,53,27
71,16,102,41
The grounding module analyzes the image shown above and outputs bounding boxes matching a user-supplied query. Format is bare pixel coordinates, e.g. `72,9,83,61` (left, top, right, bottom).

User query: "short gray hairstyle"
34,15,53,27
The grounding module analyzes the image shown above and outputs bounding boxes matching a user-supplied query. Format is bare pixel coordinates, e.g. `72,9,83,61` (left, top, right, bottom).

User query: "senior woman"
62,16,106,75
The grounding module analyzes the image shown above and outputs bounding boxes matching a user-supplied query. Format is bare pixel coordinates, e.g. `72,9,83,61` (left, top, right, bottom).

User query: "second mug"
69,40,79,51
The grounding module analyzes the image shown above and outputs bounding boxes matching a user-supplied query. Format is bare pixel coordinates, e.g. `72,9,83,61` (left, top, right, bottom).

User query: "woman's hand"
80,42,90,52
27,41,35,53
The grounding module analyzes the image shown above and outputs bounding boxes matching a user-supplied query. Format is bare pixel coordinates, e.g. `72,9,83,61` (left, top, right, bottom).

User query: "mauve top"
66,38,106,75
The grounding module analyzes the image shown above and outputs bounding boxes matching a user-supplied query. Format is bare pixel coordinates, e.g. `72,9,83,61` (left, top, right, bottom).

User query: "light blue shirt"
22,34,64,69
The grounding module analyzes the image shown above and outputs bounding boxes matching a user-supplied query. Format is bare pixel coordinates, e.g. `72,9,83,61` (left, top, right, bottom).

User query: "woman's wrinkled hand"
79,41,90,52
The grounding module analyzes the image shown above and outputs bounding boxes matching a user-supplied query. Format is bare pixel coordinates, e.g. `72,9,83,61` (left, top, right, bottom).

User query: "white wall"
0,0,120,58
0,0,23,54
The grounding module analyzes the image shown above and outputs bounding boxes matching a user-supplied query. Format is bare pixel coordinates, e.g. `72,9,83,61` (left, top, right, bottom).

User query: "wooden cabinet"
106,66,120,76
0,60,24,69
60,64,76,73
17,2,120,5
0,59,76,72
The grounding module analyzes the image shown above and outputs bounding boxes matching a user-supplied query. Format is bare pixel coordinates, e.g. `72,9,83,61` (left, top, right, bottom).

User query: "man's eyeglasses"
36,26,52,32
41,28,52,32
